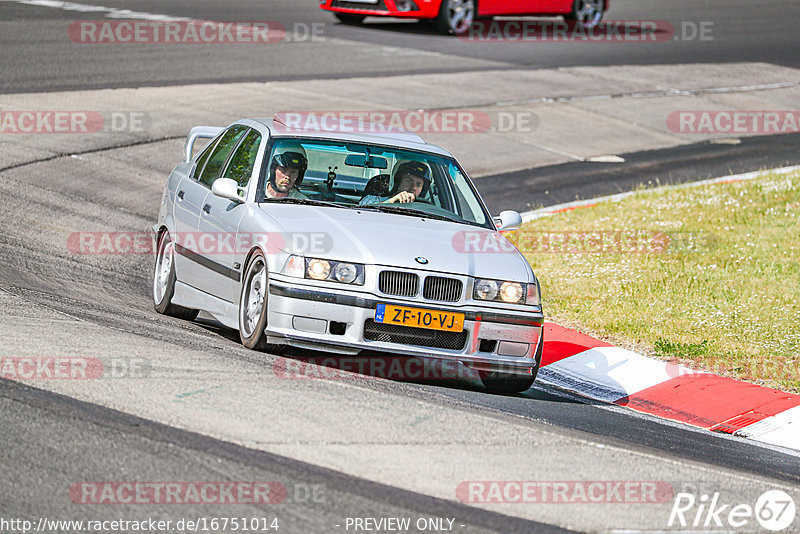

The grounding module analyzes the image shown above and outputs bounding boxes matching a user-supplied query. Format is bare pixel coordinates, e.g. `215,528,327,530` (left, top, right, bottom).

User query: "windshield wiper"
262,198,463,224
358,204,456,223
261,197,346,209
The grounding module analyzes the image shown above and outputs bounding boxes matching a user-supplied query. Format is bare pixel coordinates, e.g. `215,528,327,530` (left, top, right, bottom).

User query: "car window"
447,162,484,223
191,136,220,180
197,125,248,187
222,129,262,187
259,138,492,229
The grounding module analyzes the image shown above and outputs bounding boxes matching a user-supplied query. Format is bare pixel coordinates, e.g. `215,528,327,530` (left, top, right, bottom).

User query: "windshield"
258,138,493,229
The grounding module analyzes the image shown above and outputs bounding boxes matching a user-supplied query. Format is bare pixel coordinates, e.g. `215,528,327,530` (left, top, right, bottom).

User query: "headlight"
333,262,358,284
474,279,499,301
474,278,538,305
499,282,523,303
307,259,331,280
282,255,364,285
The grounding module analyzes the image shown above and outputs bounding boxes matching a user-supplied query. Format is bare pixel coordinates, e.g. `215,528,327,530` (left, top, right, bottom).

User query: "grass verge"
516,169,800,393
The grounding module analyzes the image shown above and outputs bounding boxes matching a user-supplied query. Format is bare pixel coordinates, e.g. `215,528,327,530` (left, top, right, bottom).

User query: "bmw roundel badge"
415,257,429,265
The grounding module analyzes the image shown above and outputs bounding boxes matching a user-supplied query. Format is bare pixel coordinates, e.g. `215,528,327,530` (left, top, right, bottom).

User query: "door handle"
177,190,185,200
203,204,212,214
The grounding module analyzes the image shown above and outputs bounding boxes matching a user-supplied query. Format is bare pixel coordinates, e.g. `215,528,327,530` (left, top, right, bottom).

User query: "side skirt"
173,281,239,329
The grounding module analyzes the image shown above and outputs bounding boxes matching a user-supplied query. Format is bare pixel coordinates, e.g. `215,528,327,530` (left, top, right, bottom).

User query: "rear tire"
480,332,543,394
334,13,366,25
434,0,475,35
153,231,199,321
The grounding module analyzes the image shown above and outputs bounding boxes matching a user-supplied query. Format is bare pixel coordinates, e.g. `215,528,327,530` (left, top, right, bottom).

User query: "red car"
320,0,608,35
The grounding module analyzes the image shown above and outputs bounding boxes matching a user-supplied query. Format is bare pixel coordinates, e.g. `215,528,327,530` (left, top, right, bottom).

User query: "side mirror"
494,210,522,232
212,178,245,203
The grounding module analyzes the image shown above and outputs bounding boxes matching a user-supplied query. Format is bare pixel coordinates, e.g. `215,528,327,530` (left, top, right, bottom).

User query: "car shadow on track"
194,315,241,342
330,19,441,38
194,314,585,400
329,18,674,44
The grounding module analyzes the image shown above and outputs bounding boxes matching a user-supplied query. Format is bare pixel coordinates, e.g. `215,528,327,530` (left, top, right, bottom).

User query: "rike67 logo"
669,489,796,531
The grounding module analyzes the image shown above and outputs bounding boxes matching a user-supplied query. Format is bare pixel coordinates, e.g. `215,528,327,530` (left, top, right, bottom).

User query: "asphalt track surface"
2,1,800,532
479,132,800,214
1,0,800,93
0,379,564,533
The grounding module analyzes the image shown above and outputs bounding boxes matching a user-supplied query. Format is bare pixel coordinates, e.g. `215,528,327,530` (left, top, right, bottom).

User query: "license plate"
374,304,464,332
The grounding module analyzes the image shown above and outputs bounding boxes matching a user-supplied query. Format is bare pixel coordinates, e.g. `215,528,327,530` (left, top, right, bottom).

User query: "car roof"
249,116,454,158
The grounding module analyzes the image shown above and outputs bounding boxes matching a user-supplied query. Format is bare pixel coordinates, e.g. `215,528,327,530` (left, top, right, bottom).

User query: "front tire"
239,251,271,350
480,370,536,394
334,13,366,25
565,0,604,29
238,251,285,354
434,0,475,35
153,231,199,321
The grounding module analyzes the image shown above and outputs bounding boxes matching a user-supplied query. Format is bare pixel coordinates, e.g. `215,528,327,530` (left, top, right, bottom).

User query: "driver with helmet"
359,160,431,205
265,144,309,200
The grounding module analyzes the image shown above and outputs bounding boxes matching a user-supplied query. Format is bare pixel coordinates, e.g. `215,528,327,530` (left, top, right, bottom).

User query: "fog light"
292,316,327,334
496,341,529,357
395,0,419,11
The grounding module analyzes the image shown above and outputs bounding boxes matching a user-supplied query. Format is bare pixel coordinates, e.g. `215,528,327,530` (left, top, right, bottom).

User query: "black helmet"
270,146,308,187
391,160,431,198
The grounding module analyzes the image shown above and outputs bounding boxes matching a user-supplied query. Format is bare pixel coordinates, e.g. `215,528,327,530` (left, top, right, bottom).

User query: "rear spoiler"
184,126,224,163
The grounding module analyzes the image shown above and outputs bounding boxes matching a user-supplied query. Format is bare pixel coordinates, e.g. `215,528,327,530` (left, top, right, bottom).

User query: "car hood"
257,204,533,281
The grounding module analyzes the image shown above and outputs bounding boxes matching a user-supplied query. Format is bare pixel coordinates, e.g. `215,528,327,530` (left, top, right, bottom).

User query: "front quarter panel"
232,204,293,308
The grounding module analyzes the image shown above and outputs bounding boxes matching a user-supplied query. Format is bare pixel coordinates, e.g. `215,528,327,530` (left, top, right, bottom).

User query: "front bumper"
320,0,441,20
266,278,543,376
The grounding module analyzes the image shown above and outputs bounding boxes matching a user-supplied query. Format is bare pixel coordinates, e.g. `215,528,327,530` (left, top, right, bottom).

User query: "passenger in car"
359,161,431,205
265,145,309,200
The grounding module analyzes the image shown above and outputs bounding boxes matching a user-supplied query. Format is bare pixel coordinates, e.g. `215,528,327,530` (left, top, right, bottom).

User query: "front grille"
379,270,419,297
364,320,468,351
423,276,463,302
331,0,388,11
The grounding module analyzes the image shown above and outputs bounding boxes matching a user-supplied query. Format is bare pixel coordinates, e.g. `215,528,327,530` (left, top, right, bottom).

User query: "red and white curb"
526,166,800,451
539,323,800,451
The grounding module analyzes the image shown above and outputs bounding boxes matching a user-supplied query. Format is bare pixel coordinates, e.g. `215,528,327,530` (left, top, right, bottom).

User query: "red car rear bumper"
320,0,610,20
320,0,442,19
